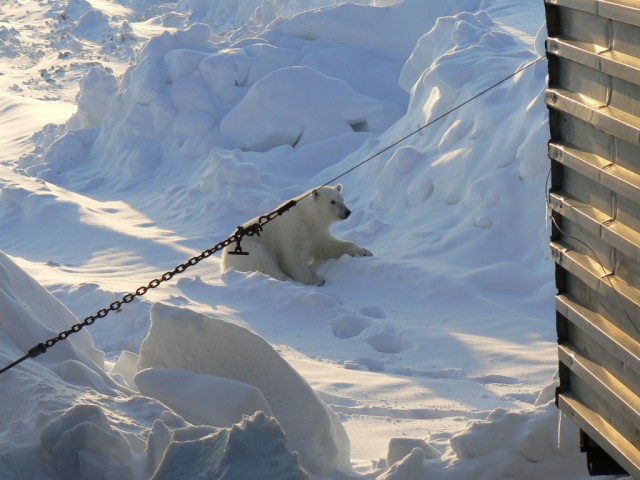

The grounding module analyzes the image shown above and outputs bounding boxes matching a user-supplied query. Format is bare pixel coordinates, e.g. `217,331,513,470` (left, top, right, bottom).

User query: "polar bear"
221,184,372,285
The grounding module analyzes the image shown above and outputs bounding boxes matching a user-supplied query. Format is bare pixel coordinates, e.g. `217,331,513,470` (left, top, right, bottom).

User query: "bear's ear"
313,189,320,200
335,183,343,193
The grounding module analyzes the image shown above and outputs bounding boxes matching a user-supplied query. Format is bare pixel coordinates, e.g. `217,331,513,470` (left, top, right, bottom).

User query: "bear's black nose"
344,209,351,218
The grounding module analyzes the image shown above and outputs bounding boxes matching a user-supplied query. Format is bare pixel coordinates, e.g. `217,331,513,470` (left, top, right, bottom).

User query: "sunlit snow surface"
0,0,613,478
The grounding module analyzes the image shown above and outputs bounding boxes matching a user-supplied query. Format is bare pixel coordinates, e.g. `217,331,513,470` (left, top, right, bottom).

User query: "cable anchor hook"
228,225,250,255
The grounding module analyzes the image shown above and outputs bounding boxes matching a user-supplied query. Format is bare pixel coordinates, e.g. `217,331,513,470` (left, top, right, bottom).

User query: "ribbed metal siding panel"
545,0,640,476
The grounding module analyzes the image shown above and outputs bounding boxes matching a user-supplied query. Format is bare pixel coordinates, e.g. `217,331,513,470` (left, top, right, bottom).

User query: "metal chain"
0,199,298,375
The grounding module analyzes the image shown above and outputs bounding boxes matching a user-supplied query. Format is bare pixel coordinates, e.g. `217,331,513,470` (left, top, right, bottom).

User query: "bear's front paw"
308,277,325,286
354,247,373,257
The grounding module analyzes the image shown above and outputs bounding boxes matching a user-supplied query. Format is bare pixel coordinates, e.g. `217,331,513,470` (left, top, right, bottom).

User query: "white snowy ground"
0,0,623,479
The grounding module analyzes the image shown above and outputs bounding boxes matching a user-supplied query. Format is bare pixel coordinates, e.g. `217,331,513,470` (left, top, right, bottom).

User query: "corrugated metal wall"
545,0,640,476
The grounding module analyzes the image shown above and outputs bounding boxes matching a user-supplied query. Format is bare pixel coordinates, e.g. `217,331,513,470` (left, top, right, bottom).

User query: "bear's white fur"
221,184,372,285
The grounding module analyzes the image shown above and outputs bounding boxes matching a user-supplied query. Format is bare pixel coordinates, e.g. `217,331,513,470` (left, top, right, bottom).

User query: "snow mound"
70,66,119,130
134,367,273,427
21,0,494,188
433,401,589,479
0,250,103,370
174,0,372,32
40,404,135,480
221,65,400,151
277,0,491,59
367,386,590,480
0,251,145,479
377,447,425,480
152,411,309,480
386,438,440,465
0,251,326,479
343,7,552,279
138,303,351,475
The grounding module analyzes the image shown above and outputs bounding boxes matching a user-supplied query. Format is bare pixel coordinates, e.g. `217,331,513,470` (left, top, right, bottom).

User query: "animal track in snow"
358,305,386,319
330,314,372,339
366,326,413,354
471,374,519,385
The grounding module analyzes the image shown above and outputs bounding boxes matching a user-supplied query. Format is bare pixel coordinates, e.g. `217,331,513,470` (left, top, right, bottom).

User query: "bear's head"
313,184,351,221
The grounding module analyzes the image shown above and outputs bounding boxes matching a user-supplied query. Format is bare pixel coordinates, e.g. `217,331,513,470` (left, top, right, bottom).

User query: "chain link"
1,206,296,375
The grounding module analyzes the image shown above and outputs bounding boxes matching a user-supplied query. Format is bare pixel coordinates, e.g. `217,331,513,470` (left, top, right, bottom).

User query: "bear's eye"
331,200,336,205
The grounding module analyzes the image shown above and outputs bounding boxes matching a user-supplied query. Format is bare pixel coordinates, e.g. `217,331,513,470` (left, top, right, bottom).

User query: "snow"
133,367,274,428
0,0,621,478
220,65,401,151
138,302,351,475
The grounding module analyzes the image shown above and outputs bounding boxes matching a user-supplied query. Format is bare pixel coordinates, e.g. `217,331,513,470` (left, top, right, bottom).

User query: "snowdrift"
0,252,311,479
134,367,274,427
138,303,352,475
0,250,103,370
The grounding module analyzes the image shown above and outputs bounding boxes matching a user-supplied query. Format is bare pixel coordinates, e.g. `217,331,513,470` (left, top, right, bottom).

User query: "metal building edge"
545,0,640,477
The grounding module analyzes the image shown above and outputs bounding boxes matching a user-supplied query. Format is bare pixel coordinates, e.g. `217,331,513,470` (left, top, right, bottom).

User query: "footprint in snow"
358,305,386,319
330,314,373,339
367,325,413,354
